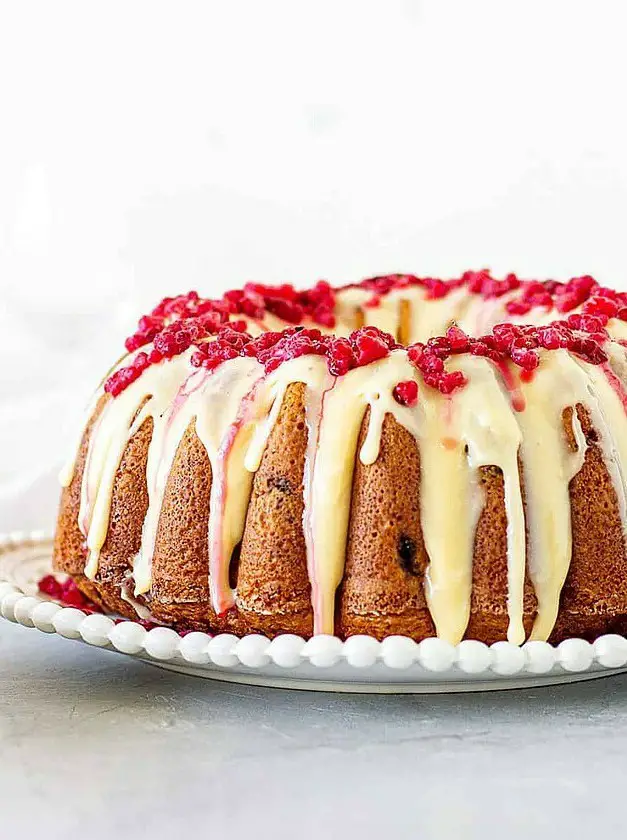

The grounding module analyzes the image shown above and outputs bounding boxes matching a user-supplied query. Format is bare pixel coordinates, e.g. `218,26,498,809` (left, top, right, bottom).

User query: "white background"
2,0,627,532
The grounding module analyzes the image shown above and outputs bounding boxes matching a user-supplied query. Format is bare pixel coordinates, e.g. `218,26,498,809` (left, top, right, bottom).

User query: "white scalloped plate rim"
3,531,627,693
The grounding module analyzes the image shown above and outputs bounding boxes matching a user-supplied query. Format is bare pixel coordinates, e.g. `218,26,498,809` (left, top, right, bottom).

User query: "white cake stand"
2,531,627,693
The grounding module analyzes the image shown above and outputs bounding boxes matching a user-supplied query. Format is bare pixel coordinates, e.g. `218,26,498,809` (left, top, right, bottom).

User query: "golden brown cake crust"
465,463,537,644
550,405,627,642
52,394,109,609
149,420,243,634
91,416,154,619
236,382,314,637
339,410,436,641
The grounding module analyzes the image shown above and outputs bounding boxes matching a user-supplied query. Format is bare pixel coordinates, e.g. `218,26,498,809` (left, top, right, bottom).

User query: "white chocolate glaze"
134,355,266,605
435,355,526,644
301,351,420,634
574,357,627,542
513,352,589,641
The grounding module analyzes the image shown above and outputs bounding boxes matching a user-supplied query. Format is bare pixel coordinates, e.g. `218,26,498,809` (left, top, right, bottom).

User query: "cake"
52,271,627,645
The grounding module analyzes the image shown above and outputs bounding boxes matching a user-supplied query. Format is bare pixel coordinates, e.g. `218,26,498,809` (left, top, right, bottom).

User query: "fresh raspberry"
352,331,390,366
326,337,353,376
38,575,62,599
506,300,532,316
446,324,470,353
393,380,419,407
440,370,468,394
425,279,450,299
62,588,88,609
510,346,540,371
37,575,103,612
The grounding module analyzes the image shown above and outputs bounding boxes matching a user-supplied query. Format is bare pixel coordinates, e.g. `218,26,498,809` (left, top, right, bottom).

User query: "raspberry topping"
505,274,627,319
124,292,233,354
405,319,608,396
38,575,162,628
224,280,336,327
190,325,399,377
347,270,627,321
347,273,464,302
105,271,617,399
463,270,522,298
38,575,103,613
104,351,151,397
123,281,336,358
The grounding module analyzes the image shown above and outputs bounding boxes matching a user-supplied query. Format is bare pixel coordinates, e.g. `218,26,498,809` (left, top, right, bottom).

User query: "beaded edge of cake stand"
2,530,627,682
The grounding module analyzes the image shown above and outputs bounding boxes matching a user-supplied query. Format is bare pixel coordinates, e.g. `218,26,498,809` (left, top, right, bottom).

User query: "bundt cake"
52,271,627,645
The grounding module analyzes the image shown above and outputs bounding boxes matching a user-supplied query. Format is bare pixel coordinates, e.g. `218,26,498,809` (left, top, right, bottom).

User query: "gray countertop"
1,620,626,839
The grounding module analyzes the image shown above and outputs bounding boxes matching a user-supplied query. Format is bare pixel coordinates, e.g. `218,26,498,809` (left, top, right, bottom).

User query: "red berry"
440,370,467,394
446,325,470,351
62,589,86,608
353,332,390,366
511,346,540,371
506,300,532,316
38,575,63,599
393,380,419,407
425,279,449,299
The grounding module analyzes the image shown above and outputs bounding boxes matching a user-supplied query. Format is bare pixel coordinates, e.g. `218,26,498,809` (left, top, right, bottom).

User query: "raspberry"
579,314,608,333
353,331,390,366
267,298,304,323
446,325,470,352
407,343,425,365
349,273,464,304
440,370,467,394
62,588,88,609
567,336,608,365
358,275,410,296
506,300,532,316
154,324,192,357
427,336,452,356
537,326,562,350
37,575,103,612
555,293,580,313
224,280,336,328
554,275,597,312
406,307,609,395
503,273,605,317
463,269,493,294
327,337,353,376
510,346,540,371
470,342,489,357
585,296,618,318
38,575,62,599
303,280,336,328
425,279,449,299
421,353,445,374
393,380,419,406
407,339,466,395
